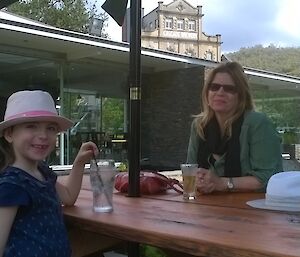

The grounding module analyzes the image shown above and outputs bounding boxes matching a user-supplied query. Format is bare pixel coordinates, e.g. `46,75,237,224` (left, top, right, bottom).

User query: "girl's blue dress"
0,164,71,257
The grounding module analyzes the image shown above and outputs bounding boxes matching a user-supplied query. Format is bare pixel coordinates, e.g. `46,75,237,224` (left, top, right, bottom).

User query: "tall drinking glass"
90,159,117,212
181,164,198,200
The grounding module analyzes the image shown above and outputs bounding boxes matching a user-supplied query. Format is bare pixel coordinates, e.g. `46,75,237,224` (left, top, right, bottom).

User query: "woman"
187,62,283,194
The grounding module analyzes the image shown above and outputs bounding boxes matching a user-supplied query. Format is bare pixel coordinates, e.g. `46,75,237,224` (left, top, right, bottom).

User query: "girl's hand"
196,168,226,194
56,142,99,206
73,141,99,166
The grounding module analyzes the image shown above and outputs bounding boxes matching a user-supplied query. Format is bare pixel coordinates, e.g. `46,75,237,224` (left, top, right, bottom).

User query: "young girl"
0,90,98,257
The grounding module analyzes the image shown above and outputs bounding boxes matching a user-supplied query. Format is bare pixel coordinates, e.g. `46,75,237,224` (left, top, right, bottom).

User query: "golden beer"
183,175,196,199
181,164,198,200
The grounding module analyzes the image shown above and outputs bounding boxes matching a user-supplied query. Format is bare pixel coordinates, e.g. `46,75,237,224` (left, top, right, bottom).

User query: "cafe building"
1,10,300,170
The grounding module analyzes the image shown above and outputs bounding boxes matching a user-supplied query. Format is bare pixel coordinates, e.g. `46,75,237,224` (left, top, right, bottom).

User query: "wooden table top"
62,175,300,257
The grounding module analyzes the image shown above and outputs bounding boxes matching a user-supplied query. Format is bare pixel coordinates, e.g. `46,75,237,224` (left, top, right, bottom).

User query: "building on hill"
122,0,222,62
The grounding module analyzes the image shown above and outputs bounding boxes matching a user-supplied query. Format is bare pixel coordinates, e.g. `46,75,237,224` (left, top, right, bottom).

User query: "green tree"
7,0,108,36
227,45,300,76
102,98,124,133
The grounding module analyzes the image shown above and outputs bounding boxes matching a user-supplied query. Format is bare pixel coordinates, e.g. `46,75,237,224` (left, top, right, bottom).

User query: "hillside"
226,44,300,77
226,45,300,132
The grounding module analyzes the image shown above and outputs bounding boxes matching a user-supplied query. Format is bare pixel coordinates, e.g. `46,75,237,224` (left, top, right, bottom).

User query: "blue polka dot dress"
0,164,71,257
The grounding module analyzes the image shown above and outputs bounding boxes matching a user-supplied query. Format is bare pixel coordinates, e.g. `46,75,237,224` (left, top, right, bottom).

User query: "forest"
227,44,300,76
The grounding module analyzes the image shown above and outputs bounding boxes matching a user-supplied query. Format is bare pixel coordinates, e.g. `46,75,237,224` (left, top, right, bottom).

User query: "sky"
97,0,300,53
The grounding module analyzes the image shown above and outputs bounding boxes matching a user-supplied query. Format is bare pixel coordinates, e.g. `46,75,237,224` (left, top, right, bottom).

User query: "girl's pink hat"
0,90,73,136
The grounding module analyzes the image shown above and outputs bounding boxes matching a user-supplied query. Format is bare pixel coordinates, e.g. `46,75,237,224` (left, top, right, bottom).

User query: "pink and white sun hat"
0,90,73,136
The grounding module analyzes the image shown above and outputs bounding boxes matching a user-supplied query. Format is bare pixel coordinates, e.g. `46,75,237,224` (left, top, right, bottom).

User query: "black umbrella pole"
128,0,141,197
128,98,140,197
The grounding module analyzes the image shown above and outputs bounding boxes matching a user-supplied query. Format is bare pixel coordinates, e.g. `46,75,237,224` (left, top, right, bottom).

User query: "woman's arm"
220,176,262,192
0,206,18,257
197,168,262,194
56,142,98,206
244,112,283,189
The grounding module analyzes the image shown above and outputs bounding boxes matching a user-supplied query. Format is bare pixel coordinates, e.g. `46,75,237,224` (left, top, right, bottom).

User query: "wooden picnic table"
62,175,300,257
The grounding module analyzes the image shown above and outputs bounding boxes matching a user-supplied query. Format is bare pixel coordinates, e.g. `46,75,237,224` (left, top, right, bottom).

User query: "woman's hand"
196,168,226,194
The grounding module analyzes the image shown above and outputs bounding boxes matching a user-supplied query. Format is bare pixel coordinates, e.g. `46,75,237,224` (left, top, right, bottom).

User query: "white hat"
247,171,300,212
0,90,73,136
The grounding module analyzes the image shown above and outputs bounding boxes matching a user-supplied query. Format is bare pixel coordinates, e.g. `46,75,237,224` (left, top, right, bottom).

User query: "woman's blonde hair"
195,62,254,139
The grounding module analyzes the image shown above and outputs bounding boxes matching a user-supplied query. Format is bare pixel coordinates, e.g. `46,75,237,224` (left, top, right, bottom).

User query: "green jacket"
187,111,283,189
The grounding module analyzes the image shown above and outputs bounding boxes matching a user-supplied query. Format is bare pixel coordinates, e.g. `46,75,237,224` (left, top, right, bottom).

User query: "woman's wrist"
217,177,228,192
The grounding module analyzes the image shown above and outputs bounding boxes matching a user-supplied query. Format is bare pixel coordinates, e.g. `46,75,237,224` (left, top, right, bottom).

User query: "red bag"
115,170,183,195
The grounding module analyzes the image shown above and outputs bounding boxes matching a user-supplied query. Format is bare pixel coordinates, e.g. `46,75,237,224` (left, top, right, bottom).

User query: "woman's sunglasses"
208,83,237,94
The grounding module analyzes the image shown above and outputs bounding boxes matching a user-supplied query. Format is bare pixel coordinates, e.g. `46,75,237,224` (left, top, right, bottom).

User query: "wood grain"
63,189,300,257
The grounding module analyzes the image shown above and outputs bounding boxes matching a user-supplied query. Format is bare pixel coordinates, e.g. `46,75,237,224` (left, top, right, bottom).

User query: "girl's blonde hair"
0,136,15,171
195,62,254,139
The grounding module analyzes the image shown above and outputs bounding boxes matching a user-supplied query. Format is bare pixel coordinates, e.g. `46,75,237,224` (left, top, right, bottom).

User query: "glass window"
165,18,173,29
188,20,196,31
252,87,300,164
177,19,184,30
185,48,196,57
205,51,213,60
64,91,126,163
